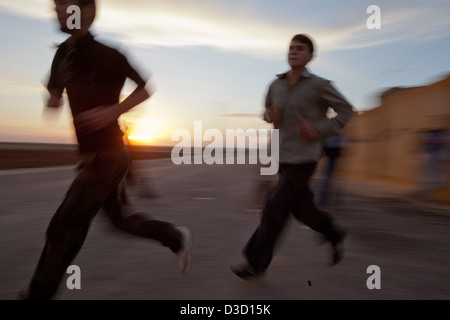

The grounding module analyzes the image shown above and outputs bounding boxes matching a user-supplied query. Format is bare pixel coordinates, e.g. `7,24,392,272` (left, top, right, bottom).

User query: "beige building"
337,73,450,201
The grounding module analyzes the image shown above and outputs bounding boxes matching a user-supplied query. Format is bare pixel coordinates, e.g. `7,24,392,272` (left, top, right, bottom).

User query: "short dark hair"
291,34,314,54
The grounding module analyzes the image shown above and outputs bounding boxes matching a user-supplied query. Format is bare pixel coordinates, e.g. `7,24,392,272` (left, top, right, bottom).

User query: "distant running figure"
318,134,346,208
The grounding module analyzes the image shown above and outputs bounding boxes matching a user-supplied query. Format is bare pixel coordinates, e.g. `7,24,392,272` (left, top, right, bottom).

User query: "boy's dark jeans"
26,145,182,299
244,162,342,273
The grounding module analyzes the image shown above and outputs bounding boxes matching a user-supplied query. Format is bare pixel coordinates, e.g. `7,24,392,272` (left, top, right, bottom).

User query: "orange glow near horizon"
128,134,153,145
123,117,167,146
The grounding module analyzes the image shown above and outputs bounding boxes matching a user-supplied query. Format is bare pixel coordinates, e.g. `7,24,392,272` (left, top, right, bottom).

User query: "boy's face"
288,40,313,70
54,0,78,33
53,0,94,34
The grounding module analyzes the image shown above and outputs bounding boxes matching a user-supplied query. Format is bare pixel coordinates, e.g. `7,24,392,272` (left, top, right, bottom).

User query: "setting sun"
123,117,166,146
128,134,153,145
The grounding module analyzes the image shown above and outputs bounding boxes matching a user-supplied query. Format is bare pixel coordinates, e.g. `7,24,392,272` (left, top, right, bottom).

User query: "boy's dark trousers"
26,145,182,299
243,162,342,273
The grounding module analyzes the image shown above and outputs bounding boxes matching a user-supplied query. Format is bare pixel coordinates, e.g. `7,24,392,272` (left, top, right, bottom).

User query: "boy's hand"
297,122,319,142
47,95,62,109
73,87,150,134
267,104,281,125
74,104,120,133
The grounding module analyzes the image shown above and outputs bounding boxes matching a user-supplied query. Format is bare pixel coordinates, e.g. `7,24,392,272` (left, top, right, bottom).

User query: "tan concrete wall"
338,74,450,191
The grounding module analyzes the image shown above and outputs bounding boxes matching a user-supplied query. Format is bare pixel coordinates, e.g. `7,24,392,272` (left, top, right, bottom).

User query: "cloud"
93,0,290,59
311,5,450,52
1,0,449,60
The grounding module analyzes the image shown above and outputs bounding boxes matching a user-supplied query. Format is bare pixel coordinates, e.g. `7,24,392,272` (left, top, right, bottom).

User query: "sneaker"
231,264,263,280
176,227,192,275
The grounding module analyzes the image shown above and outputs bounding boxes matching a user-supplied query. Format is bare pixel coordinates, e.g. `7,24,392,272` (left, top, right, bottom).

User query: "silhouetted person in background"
420,129,448,192
232,34,354,280
21,0,191,300
318,134,346,208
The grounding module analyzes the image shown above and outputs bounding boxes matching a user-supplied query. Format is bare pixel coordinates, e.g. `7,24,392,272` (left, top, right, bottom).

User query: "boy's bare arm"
73,86,151,134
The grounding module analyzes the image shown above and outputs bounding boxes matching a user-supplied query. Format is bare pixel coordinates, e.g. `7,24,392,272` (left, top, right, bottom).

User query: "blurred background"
1,1,450,143
0,0,449,300
1,0,448,201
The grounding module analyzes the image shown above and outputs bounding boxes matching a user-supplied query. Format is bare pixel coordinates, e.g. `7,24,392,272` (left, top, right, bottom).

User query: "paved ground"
1,158,449,300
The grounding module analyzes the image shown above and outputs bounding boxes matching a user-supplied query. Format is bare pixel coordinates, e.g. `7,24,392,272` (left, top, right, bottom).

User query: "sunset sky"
1,0,449,146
